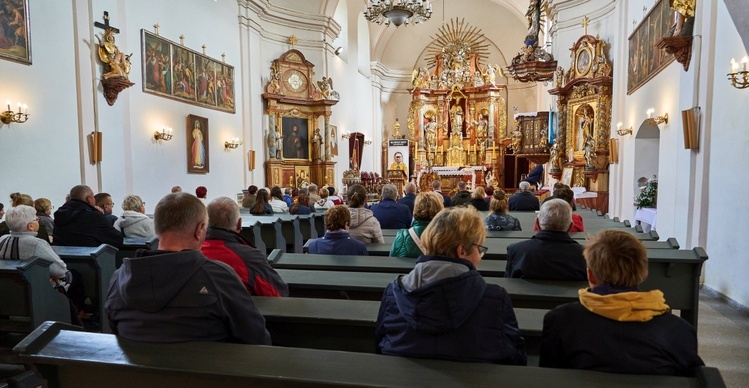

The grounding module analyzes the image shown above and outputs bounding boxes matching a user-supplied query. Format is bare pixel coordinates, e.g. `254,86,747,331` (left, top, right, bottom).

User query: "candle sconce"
1,101,29,124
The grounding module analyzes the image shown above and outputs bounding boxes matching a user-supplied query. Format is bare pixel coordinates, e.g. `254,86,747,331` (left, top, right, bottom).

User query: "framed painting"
186,114,209,174
0,0,32,64
561,167,574,186
627,0,675,94
141,29,235,113
294,165,310,189
281,116,310,160
329,125,339,157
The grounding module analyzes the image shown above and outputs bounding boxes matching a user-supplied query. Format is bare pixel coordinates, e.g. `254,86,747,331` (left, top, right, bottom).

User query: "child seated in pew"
539,230,704,375
376,207,527,365
308,206,367,256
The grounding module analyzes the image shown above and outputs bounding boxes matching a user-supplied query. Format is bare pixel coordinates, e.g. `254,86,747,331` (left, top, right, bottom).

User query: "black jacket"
397,193,416,214
540,300,704,375
376,255,527,365
451,190,472,207
508,191,539,211
505,230,586,280
53,200,123,248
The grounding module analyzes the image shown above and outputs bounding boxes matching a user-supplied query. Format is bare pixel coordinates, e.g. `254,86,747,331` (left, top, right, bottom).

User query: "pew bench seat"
14,322,725,387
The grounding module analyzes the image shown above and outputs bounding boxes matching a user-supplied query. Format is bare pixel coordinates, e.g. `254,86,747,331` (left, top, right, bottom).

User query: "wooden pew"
239,219,265,253
51,244,118,334
268,250,505,277
0,259,70,334
14,322,725,387
240,216,285,253
276,269,586,309
117,236,158,268
368,237,679,259
380,228,658,240
262,213,303,253
253,296,545,353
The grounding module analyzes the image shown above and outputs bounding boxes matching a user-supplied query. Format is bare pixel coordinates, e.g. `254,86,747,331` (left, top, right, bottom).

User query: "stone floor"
698,289,749,387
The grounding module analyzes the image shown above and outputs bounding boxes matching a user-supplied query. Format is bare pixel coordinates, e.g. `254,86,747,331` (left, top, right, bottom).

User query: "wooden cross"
179,35,185,45
94,11,119,33
153,23,160,35
202,44,206,55
581,16,589,36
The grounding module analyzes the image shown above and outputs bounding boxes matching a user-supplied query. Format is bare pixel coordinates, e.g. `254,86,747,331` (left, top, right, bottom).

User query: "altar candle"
742,56,749,72
731,58,738,74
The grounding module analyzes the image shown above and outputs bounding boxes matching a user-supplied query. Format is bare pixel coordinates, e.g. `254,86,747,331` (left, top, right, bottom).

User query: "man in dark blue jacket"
431,180,452,208
106,193,270,344
508,181,540,211
397,182,417,214
371,184,412,229
53,185,123,248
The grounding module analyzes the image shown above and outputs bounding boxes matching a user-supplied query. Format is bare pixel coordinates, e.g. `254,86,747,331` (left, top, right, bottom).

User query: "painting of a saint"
173,46,196,100
282,117,309,160
0,0,31,64
575,105,594,151
196,57,216,106
144,33,171,94
187,114,209,173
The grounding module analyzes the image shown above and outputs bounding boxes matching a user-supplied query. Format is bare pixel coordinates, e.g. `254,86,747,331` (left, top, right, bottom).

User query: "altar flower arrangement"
634,175,657,209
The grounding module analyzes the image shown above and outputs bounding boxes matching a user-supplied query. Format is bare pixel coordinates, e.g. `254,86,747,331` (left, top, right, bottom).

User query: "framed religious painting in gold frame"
186,114,209,174
0,0,31,64
280,114,313,161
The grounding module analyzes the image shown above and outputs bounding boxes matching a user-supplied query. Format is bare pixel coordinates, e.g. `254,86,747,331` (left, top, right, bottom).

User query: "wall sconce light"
728,56,749,89
616,122,633,136
154,127,173,141
1,100,29,124
341,131,350,139
364,138,372,145
645,109,668,126
609,138,619,163
247,150,256,170
334,46,343,56
224,137,241,149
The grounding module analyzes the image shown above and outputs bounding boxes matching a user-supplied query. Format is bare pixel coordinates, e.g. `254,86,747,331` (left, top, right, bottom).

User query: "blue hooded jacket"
375,255,527,365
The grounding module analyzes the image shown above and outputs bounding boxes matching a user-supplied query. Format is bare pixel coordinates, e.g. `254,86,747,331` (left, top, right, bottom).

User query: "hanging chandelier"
364,0,432,27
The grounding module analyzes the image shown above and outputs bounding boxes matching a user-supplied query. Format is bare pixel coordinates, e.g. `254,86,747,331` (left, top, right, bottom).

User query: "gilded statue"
425,116,437,151
671,0,696,36
267,63,281,93
411,67,428,88
482,65,501,86
538,128,548,150
96,28,132,80
450,105,464,134
511,128,523,153
555,66,564,88
474,112,489,138
584,133,596,168
317,77,334,99
549,141,563,170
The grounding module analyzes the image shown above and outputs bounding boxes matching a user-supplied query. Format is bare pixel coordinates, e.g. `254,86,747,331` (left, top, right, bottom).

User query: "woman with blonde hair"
114,195,155,238
485,189,522,231
315,187,335,210
34,197,55,241
469,186,489,211
390,192,443,258
376,206,526,364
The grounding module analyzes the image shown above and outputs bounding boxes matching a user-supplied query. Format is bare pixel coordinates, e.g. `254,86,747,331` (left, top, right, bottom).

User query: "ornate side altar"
406,19,507,191
548,31,613,213
262,41,338,189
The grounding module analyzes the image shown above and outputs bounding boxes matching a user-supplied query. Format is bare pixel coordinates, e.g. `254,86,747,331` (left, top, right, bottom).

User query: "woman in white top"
316,187,335,209
269,186,289,213
114,195,156,238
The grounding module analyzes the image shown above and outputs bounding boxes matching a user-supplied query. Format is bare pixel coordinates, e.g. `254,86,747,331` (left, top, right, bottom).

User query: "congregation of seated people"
1,179,704,380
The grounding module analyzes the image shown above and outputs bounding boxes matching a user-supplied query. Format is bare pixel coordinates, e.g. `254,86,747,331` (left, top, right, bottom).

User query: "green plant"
634,176,657,209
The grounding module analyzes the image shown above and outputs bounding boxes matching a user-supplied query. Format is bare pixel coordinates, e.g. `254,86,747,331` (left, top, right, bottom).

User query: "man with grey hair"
371,184,412,229
504,199,585,280
398,182,417,213
201,197,288,296
509,181,540,211
450,180,472,207
53,185,123,248
105,193,271,344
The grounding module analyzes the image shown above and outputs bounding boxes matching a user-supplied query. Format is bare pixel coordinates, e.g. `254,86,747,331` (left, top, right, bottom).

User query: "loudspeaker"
681,107,700,150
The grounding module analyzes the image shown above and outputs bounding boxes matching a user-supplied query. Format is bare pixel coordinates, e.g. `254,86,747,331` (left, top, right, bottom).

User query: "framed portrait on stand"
186,114,209,173
561,167,574,186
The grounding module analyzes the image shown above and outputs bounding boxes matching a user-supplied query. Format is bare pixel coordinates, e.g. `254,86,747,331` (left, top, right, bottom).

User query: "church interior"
1,0,748,384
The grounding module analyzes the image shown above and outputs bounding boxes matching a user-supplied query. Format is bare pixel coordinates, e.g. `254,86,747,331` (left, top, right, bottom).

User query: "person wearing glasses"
505,199,586,280
376,207,527,365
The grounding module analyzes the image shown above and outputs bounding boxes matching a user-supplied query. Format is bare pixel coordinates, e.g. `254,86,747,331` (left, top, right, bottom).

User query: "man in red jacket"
201,197,288,296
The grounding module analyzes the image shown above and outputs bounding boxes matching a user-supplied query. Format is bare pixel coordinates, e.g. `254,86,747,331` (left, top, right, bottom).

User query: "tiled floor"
698,290,749,387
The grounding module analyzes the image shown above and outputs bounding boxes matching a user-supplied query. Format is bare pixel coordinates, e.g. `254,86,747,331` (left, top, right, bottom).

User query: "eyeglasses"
473,243,488,257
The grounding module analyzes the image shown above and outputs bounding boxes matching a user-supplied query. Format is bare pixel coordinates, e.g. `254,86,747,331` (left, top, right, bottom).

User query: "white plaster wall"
704,0,749,307
0,2,80,206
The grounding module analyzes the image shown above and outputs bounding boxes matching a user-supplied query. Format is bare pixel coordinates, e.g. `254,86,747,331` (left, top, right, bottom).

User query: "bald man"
53,185,123,248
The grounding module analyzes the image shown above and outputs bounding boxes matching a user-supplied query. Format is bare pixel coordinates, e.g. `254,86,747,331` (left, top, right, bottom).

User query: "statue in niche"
266,129,279,160
584,133,596,168
549,140,563,170
425,116,437,151
474,112,489,138
311,128,323,162
450,105,464,135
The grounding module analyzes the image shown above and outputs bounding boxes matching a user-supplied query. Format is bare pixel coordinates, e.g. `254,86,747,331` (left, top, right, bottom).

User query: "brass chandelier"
364,0,432,27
